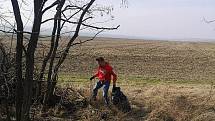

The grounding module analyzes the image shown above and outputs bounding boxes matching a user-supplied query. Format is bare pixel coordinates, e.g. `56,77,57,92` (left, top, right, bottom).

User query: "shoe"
105,99,110,106
105,102,110,108
91,96,97,101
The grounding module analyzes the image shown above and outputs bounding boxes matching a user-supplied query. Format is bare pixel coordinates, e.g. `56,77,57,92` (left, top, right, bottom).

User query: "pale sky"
98,0,215,40
1,0,215,40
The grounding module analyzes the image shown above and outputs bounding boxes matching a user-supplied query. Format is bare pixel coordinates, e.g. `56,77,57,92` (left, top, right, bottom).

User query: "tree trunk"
21,0,44,120
37,14,57,99
53,0,96,77
44,0,96,107
43,0,65,110
10,0,24,121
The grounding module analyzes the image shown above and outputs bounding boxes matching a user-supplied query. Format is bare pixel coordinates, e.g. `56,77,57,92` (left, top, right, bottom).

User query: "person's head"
96,57,106,67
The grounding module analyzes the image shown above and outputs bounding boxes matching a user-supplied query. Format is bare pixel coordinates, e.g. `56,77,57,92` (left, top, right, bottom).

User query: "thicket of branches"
0,42,16,121
0,0,125,120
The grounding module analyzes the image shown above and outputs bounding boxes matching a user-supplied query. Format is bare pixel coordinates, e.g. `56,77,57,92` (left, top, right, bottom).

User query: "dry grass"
36,83,214,121
2,36,215,82
60,38,215,83
123,84,215,121
1,36,215,120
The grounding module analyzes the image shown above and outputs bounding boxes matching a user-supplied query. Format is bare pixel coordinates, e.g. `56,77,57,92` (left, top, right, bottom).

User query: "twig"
71,29,104,46
203,17,215,23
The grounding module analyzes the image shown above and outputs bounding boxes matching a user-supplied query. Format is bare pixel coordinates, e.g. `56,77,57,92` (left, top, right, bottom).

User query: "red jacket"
94,63,117,84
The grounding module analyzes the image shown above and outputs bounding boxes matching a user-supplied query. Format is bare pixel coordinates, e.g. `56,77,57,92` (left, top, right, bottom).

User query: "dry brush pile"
124,84,215,121
0,42,17,120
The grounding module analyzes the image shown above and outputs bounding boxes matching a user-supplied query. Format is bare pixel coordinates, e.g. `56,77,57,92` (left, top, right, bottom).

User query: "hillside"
57,38,215,83
2,37,215,120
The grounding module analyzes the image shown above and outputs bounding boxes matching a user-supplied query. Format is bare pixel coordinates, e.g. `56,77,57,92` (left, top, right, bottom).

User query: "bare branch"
42,5,84,24
0,29,39,35
203,17,215,23
71,29,104,46
52,0,96,80
42,18,120,30
0,29,14,34
60,9,84,29
42,1,58,14
82,23,120,30
62,5,85,12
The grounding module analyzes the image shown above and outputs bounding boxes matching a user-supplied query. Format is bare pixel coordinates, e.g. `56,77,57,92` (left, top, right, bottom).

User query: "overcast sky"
1,0,215,40
98,0,215,40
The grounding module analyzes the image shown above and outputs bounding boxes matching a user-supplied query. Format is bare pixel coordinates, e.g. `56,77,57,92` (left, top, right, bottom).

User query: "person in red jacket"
90,57,117,105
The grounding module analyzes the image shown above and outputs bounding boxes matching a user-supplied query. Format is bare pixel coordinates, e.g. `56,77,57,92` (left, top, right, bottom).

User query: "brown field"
2,36,215,82
57,38,215,121
61,37,215,83
1,37,215,120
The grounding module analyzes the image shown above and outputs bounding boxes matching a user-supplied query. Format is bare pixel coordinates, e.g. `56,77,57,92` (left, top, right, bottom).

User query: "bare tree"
1,0,120,120
10,0,24,121
0,43,15,121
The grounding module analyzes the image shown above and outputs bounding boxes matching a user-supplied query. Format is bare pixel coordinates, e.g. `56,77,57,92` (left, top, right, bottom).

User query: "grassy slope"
2,37,215,120
55,38,215,85
3,36,215,83
56,38,215,120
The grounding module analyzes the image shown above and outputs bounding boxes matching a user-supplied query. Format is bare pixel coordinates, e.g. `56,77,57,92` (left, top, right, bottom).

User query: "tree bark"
43,0,65,110
44,0,96,108
37,13,58,100
10,0,24,121
21,0,44,120
53,0,96,76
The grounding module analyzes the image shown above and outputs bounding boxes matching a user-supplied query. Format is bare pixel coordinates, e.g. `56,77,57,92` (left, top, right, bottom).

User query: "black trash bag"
111,87,131,112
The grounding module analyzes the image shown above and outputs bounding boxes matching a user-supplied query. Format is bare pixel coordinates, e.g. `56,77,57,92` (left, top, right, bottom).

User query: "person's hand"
113,84,116,89
90,76,95,81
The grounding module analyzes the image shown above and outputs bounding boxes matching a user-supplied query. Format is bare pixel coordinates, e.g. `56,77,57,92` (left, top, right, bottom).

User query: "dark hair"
96,57,104,62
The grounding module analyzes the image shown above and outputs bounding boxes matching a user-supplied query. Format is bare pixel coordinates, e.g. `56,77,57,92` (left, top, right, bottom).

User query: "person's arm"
90,69,99,80
111,69,117,87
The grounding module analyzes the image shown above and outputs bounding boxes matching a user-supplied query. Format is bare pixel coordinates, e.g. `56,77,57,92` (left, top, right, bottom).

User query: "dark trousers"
93,81,110,104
